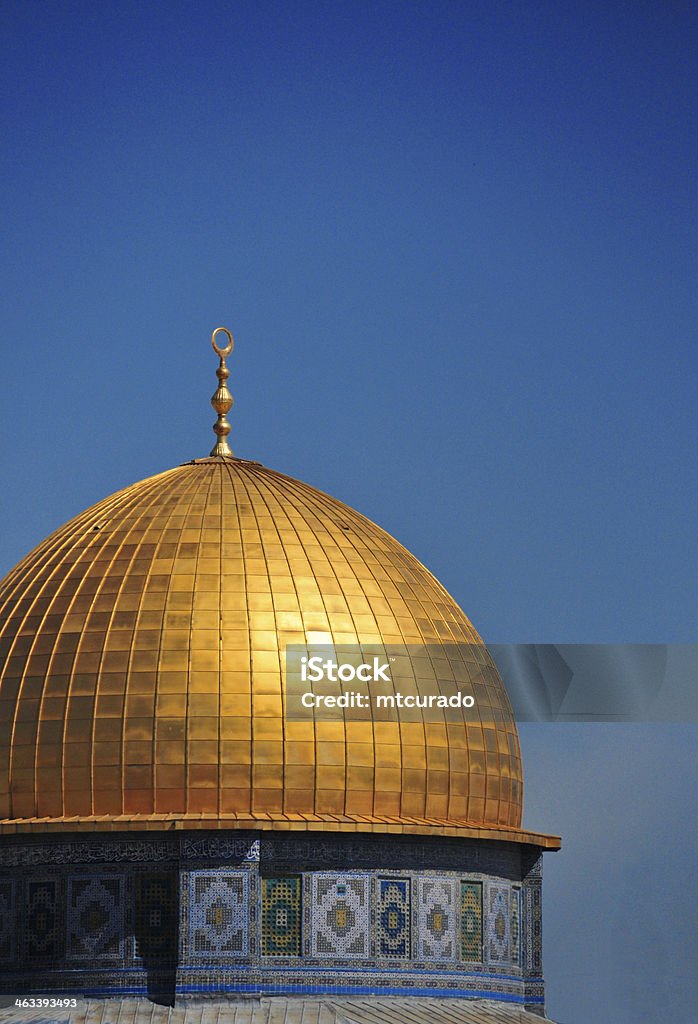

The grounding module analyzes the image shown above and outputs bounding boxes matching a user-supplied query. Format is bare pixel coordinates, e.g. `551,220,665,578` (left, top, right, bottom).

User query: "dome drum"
0,827,547,1011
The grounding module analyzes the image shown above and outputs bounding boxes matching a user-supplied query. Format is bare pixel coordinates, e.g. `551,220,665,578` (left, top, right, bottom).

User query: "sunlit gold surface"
0,456,556,845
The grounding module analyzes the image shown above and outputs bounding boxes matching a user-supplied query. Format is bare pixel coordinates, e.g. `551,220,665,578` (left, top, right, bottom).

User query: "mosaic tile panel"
524,880,542,973
25,879,62,961
460,880,482,962
189,871,249,957
311,874,370,958
261,876,301,956
417,877,456,961
67,875,125,959
0,879,15,962
487,882,511,964
135,872,178,961
511,885,521,966
377,878,410,958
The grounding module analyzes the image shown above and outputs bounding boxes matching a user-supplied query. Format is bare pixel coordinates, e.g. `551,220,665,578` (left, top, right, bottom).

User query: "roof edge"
0,814,561,848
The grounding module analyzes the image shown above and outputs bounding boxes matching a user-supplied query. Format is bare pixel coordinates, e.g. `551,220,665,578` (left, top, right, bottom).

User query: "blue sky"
1,3,696,1021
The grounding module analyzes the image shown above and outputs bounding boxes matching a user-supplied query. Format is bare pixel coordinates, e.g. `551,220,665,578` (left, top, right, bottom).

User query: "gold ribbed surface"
0,457,528,836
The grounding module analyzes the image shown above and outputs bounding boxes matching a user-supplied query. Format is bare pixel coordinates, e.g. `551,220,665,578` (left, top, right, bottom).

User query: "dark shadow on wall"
134,869,179,1006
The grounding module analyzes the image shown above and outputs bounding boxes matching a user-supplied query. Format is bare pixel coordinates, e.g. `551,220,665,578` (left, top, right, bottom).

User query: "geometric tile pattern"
524,880,542,973
261,877,301,957
487,883,511,964
25,879,62,962
417,877,456,961
511,885,520,966
189,872,249,957
67,875,124,959
0,880,14,962
134,872,178,961
460,880,482,962
311,875,370,958
378,878,410,958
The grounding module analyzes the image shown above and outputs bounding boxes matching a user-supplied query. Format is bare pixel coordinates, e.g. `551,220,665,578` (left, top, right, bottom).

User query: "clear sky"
1,3,696,1022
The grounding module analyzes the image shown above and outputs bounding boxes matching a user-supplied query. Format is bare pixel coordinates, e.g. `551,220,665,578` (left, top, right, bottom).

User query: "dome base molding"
0,814,560,847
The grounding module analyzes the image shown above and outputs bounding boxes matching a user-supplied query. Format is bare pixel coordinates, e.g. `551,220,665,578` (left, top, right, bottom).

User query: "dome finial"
209,326,234,457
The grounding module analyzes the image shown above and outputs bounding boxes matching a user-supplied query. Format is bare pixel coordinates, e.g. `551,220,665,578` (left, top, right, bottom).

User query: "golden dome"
0,454,557,843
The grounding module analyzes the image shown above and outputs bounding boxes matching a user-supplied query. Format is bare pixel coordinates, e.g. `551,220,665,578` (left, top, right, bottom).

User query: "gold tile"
188,716,219,740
